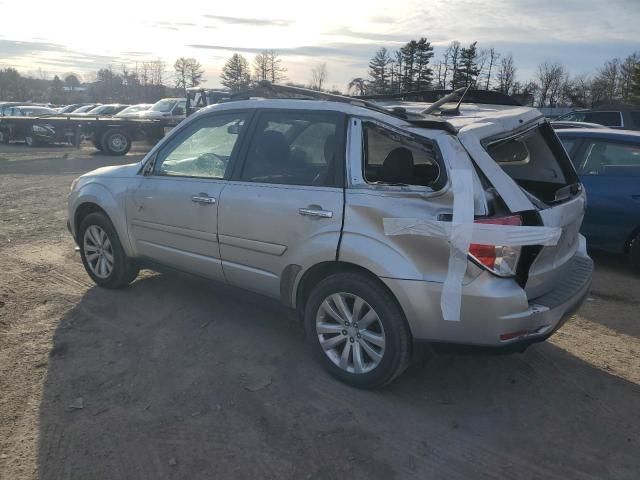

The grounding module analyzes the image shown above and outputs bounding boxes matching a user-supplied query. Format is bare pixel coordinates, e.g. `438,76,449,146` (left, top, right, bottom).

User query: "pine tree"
452,42,480,89
413,38,434,90
368,47,392,94
220,54,251,93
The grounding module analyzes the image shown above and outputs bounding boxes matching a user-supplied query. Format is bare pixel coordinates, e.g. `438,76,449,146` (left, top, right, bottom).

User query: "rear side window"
362,122,443,189
630,111,640,125
575,139,640,176
585,111,622,127
240,110,344,187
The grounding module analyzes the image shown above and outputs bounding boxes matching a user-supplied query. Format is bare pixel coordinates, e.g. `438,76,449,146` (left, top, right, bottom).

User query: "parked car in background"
0,102,49,116
115,104,153,117
557,108,640,131
68,104,102,115
67,91,592,387
138,98,186,121
557,128,640,269
551,121,610,130
83,104,130,116
0,105,60,145
58,103,92,114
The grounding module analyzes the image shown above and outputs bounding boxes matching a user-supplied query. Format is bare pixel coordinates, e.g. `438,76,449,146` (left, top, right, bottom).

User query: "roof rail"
231,81,408,119
355,89,522,107
228,81,458,133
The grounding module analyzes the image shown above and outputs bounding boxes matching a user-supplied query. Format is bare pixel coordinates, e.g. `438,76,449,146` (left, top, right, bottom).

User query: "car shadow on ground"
36,271,640,480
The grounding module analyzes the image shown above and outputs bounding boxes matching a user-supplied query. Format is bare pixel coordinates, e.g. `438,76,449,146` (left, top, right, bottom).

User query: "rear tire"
304,272,412,388
101,129,131,156
78,212,138,288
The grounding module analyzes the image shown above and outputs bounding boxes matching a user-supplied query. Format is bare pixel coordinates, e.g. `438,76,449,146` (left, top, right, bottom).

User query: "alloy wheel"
83,225,114,279
316,292,386,374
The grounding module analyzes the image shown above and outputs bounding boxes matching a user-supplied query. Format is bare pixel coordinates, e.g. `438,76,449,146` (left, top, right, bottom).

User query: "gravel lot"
0,142,639,480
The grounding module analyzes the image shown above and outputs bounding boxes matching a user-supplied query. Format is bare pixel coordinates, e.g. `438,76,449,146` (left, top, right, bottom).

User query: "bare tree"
253,52,270,81
174,57,205,95
446,41,461,89
535,62,568,107
310,63,328,91
496,54,516,95
348,77,368,95
484,47,499,90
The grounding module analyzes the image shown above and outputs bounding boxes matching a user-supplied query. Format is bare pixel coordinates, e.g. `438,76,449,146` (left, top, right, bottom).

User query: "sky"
0,0,638,91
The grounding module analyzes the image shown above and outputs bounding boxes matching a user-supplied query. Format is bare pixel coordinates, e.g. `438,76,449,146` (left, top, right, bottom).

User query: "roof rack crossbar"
244,81,408,120
228,81,458,134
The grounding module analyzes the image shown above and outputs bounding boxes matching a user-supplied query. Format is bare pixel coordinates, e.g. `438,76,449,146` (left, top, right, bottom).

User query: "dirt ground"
0,142,639,480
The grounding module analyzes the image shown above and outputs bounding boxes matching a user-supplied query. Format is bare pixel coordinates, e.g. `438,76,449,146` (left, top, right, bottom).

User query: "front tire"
78,212,138,288
304,272,412,388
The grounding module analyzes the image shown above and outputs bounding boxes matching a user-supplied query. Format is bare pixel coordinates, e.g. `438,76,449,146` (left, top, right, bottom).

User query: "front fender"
69,181,134,257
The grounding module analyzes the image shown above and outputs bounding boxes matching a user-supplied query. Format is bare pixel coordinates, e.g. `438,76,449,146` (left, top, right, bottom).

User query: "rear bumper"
382,239,593,347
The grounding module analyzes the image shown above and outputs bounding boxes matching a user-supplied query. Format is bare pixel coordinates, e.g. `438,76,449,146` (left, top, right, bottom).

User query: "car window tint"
560,112,586,122
156,113,247,179
560,138,578,160
630,111,640,125
585,111,622,127
241,111,343,187
578,139,640,175
363,122,443,188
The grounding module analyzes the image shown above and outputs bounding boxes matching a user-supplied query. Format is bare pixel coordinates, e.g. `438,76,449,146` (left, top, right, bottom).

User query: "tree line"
2,46,639,108
0,57,206,105
352,39,640,108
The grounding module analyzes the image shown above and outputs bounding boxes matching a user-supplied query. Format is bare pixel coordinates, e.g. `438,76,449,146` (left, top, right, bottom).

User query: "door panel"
129,176,226,280
218,182,343,298
127,111,249,280
218,109,346,298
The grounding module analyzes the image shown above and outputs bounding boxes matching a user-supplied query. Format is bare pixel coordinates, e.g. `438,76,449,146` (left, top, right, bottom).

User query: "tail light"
469,215,522,276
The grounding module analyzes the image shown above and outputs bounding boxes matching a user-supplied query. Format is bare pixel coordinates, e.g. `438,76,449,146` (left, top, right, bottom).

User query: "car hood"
82,163,140,179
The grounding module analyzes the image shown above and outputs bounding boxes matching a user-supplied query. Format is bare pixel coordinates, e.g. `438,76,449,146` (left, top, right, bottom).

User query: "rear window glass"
585,111,622,127
363,122,444,189
486,124,578,203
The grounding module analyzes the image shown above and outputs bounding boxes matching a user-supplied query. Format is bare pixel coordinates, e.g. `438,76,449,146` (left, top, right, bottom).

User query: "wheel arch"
71,183,134,256
293,261,406,321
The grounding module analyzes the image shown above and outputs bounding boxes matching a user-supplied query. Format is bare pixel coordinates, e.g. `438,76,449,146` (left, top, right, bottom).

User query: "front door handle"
191,194,216,205
299,207,333,218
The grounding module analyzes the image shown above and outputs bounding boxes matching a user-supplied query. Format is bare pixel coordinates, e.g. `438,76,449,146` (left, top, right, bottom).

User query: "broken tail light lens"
469,215,523,277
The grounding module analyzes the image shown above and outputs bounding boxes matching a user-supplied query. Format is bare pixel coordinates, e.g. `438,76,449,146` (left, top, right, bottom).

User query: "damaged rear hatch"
459,114,587,300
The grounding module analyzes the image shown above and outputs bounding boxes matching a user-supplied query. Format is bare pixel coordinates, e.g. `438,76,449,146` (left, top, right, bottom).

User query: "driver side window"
155,113,247,179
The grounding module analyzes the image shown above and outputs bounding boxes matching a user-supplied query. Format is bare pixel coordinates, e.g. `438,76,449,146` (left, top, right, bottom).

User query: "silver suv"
68,92,592,388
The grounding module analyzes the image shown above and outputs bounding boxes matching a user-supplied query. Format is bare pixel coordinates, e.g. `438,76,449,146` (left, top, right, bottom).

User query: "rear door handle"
191,194,216,205
299,207,333,218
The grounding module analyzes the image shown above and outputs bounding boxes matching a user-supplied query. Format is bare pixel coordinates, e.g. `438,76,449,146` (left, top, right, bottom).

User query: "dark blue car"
557,128,640,269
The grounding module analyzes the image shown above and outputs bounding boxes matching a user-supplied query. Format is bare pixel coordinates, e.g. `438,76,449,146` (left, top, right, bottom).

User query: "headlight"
70,177,80,192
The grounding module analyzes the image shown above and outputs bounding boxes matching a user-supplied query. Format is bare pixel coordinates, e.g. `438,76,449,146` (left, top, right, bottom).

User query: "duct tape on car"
383,137,561,321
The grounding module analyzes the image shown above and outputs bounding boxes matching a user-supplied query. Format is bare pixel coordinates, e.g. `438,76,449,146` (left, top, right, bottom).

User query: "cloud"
203,15,292,27
154,21,197,30
187,42,382,60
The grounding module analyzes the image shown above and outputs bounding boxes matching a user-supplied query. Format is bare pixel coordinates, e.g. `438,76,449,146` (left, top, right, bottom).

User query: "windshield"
117,105,150,115
21,107,56,116
74,105,98,113
150,99,177,113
